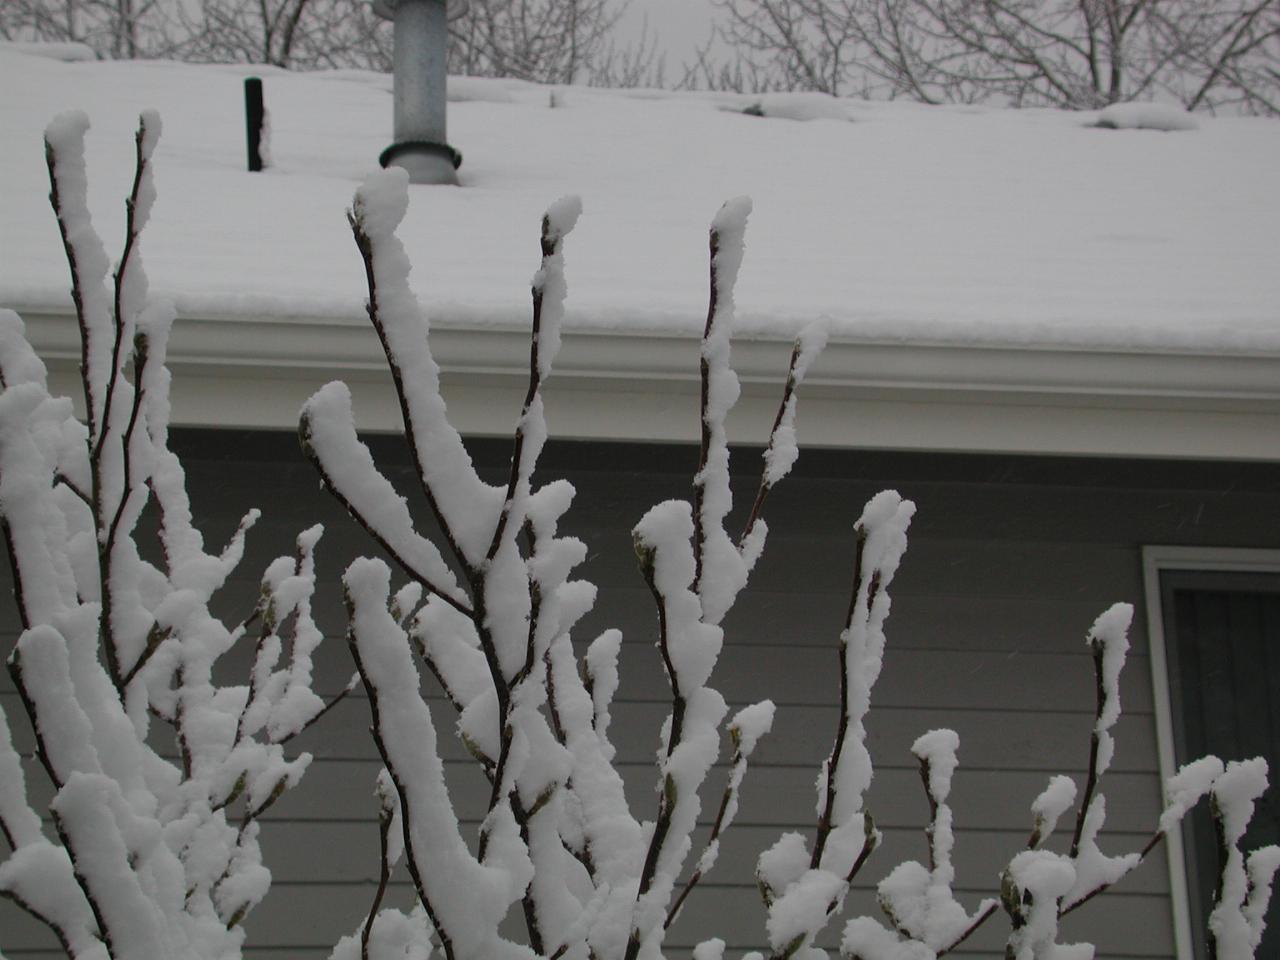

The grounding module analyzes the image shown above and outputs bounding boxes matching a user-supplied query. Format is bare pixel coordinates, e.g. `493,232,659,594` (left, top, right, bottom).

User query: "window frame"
1142,545,1280,960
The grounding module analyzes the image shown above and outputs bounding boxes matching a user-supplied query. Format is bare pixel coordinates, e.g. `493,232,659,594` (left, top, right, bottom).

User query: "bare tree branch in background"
0,0,180,59
675,35,796,93
713,0,1280,114
174,0,391,70
714,0,869,95
585,15,666,89
0,0,663,86
1154,1,1280,116
0,0,389,67
5,0,1273,109
448,0,621,84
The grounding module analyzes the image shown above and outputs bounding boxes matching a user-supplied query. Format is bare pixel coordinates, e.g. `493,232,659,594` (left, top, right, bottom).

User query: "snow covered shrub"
300,177,829,960
302,168,1279,960
0,112,338,957
2,112,1276,960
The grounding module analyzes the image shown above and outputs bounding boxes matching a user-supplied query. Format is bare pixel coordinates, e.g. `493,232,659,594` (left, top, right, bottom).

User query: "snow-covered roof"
3,48,1278,458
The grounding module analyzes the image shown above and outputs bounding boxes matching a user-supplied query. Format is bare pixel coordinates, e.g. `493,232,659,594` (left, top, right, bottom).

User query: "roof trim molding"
17,307,1280,460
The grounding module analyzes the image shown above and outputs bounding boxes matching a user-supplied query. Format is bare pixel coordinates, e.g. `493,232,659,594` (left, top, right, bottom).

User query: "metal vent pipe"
373,0,468,184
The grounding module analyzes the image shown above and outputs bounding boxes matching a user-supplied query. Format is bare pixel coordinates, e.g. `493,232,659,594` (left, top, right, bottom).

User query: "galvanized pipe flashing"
373,0,468,184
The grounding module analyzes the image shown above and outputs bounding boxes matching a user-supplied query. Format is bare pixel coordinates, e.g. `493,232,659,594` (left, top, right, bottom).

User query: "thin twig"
665,742,742,928
95,116,150,466
483,212,560,564
624,548,684,960
1069,638,1107,859
738,338,804,548
120,623,171,688
98,329,154,690
53,471,92,507
273,681,358,746
812,528,868,869
937,901,1000,956
361,801,395,960
44,138,96,444
1060,830,1165,917
691,226,720,595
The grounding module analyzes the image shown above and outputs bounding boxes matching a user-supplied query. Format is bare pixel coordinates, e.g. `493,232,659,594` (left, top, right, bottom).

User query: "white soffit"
20,307,1280,461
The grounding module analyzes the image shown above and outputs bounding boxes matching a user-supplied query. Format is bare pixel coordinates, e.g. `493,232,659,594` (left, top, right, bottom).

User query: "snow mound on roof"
448,76,525,104
1095,102,1199,132
737,92,852,122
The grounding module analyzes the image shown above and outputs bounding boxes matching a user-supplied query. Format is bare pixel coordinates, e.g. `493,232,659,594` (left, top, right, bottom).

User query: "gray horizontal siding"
0,884,1180,955
2,693,1158,774
4,435,1278,959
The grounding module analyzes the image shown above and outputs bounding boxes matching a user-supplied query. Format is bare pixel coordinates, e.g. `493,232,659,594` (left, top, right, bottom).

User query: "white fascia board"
18,306,1280,460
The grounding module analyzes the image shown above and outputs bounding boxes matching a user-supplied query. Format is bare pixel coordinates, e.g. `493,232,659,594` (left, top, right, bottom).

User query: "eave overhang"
17,307,1280,462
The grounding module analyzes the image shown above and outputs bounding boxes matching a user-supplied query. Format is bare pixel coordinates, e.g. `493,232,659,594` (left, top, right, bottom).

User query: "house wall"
4,431,1278,959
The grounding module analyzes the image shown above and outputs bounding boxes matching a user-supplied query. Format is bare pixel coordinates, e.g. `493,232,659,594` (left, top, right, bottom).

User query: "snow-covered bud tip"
296,523,324,553
543,194,582,246
343,556,393,612
138,109,162,158
44,110,90,157
856,489,908,535
792,318,830,384
1160,756,1224,835
1089,602,1132,732
375,768,398,817
710,196,752,296
712,195,752,238
130,111,163,231
135,299,175,343
912,728,960,803
1089,602,1133,647
730,700,775,757
391,581,424,625
1212,757,1269,845
1030,775,1077,846
350,167,410,240
633,499,695,591
757,831,810,899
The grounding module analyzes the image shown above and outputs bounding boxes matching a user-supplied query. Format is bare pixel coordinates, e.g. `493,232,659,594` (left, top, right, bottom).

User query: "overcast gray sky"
615,0,720,73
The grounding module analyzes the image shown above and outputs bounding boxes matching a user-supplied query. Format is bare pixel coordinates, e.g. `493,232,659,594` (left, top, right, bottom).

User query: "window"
1144,547,1280,959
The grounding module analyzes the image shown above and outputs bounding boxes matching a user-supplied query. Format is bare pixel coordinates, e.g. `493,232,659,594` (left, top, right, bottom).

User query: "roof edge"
17,307,1280,461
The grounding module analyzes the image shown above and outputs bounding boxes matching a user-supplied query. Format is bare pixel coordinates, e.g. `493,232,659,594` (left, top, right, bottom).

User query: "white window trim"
1141,545,1280,960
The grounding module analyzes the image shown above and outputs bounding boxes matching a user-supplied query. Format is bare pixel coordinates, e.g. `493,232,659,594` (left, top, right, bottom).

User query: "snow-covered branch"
1,113,331,958
307,181,826,960
715,1,1280,115
1207,759,1280,959
760,491,913,960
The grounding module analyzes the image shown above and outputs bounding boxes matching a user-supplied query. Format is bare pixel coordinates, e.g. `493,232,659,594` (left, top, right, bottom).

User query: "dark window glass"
1161,571,1280,959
